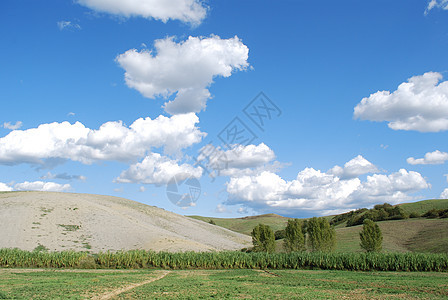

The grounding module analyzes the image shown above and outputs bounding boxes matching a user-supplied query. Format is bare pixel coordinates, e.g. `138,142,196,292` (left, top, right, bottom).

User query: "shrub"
423,209,439,219
409,212,420,218
360,219,383,252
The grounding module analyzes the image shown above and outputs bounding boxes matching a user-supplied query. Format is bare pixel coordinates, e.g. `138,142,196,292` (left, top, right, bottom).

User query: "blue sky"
1,0,447,218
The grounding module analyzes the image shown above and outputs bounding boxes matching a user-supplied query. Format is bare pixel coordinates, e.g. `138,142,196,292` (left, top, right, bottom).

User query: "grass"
189,213,291,235
0,269,161,299
191,199,448,254
334,218,448,253
399,199,448,215
0,269,447,299
2,248,448,271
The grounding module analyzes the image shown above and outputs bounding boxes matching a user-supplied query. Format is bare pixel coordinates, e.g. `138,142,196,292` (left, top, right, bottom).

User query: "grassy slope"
188,214,291,235
335,218,448,253
190,199,448,253
399,199,448,215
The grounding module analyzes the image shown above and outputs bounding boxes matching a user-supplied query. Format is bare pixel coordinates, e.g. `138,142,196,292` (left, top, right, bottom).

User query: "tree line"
250,217,382,253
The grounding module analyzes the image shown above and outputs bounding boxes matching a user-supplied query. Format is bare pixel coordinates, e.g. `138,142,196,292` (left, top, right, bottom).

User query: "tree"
307,217,336,252
251,224,276,253
208,219,216,225
283,219,305,252
274,229,286,240
359,219,383,252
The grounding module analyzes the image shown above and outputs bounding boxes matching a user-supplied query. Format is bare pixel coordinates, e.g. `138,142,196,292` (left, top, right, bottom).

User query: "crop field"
2,249,448,272
0,268,447,299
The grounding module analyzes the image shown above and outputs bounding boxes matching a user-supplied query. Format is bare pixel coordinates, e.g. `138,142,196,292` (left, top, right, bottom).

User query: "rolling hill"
189,213,290,235
190,199,448,253
0,192,251,253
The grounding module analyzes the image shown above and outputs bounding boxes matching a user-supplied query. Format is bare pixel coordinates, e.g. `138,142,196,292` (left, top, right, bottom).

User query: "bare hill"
0,192,251,252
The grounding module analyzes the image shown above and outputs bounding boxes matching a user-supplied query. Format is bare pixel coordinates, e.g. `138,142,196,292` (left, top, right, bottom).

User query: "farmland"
190,199,448,254
2,249,448,271
0,268,447,299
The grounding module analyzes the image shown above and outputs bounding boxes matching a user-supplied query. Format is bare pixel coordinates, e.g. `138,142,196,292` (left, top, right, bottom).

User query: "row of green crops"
1,248,447,271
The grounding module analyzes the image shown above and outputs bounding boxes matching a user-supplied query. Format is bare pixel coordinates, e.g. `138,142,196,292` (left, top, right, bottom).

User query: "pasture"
1,268,447,299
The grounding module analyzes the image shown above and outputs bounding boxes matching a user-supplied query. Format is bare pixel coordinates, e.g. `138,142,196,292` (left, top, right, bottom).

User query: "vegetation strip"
1,248,447,271
92,270,170,300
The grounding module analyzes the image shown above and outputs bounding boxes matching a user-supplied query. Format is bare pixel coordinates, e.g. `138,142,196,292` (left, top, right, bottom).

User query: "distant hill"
335,218,448,253
399,199,448,215
0,192,251,252
190,199,448,253
188,214,290,235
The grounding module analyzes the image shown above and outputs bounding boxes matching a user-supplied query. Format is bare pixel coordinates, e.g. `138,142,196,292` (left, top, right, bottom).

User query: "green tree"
307,217,336,252
283,219,305,252
359,219,383,252
274,229,286,240
251,224,276,253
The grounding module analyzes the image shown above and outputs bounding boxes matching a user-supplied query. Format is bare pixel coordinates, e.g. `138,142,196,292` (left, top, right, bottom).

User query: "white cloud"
354,72,448,132
441,188,448,199
67,112,76,116
0,113,205,166
226,156,429,215
40,172,86,181
139,186,146,192
237,207,248,214
215,204,231,213
57,21,81,31
407,150,448,165
3,121,22,130
197,143,282,177
77,0,207,25
425,0,448,14
328,155,379,179
14,181,71,192
116,35,249,114
0,182,13,191
115,153,202,185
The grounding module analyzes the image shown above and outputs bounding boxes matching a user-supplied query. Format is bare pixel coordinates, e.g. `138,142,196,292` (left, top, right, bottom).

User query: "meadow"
0,268,447,299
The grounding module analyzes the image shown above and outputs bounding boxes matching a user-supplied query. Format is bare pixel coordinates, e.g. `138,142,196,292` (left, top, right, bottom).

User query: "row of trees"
251,217,382,253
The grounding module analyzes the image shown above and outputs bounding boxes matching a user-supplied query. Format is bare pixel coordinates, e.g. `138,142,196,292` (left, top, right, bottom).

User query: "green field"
189,213,290,235
399,199,448,215
191,199,448,254
0,268,447,299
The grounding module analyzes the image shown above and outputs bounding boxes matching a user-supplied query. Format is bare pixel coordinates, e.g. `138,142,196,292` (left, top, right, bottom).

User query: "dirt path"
92,270,170,300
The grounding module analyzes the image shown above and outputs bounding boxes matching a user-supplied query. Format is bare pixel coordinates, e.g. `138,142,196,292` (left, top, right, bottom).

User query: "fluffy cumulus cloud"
328,155,379,179
116,35,249,114
407,150,448,165
0,113,205,166
354,72,448,132
226,156,429,215
77,0,207,25
426,0,448,14
441,188,448,199
0,182,13,191
215,204,231,213
115,153,202,185
13,181,71,192
196,143,279,177
3,121,22,130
